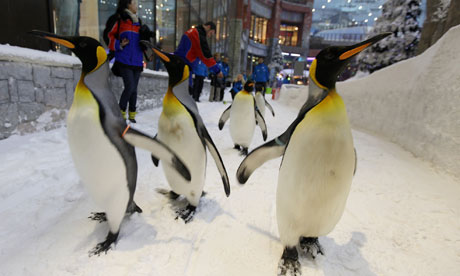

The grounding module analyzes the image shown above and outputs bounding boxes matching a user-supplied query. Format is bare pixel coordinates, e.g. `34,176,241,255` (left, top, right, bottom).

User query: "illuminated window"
249,14,268,45
279,24,299,47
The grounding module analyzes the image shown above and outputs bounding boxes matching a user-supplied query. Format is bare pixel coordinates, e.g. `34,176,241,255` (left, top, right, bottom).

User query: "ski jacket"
220,61,230,78
231,81,243,94
174,25,220,74
193,59,208,77
107,11,143,68
252,63,270,83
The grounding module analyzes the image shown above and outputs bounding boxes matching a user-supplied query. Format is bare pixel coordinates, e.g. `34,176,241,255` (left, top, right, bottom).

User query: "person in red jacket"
174,22,223,92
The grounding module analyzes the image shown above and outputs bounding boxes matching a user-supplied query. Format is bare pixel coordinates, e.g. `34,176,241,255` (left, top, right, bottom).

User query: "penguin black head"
29,30,107,74
244,80,255,93
312,32,391,90
141,41,189,87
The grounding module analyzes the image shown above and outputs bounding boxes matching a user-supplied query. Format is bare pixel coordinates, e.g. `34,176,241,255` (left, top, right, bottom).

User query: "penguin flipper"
255,110,268,141
236,138,286,184
151,134,160,167
123,127,191,181
200,126,231,197
218,105,232,130
264,99,275,117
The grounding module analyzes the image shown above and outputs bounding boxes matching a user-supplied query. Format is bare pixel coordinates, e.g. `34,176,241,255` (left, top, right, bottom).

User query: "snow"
1,28,460,275
0,44,80,67
339,24,460,179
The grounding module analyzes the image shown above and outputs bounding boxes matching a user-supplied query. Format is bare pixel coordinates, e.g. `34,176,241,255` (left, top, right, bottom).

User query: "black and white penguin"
143,44,230,222
218,81,267,155
30,31,191,256
236,33,391,275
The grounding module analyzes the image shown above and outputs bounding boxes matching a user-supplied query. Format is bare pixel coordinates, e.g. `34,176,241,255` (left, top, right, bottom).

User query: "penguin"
218,80,268,155
254,87,275,118
142,43,230,223
29,31,191,256
236,33,391,275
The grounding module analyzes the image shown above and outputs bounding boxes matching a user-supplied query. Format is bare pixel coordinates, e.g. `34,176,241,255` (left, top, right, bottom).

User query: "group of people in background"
106,0,273,122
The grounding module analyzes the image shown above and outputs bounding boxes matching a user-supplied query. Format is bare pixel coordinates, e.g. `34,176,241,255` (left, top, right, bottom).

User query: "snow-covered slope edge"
338,25,460,179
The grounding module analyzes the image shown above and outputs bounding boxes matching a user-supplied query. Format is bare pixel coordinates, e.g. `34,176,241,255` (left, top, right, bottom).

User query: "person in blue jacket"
192,59,208,102
217,57,230,101
230,74,244,100
252,57,270,96
108,0,143,123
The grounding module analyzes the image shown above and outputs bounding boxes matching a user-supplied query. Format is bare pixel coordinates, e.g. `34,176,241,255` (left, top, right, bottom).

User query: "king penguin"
254,87,275,118
142,43,230,223
218,80,268,155
30,31,191,256
236,33,391,275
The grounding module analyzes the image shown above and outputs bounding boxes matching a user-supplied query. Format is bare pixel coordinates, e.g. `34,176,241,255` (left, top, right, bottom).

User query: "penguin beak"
339,32,391,61
140,40,171,63
28,30,75,49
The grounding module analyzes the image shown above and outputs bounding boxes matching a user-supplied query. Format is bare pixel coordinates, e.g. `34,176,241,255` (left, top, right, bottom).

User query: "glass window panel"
176,0,190,48
200,0,207,22
191,0,200,27
156,0,176,52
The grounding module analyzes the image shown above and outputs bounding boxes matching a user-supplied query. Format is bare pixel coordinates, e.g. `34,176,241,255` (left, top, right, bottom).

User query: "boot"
128,111,137,123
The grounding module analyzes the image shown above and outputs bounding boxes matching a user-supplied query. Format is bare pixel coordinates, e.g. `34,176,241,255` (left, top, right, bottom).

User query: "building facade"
1,0,313,79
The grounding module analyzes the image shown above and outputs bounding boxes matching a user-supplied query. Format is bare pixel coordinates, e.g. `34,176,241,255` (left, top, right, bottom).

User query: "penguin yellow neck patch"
181,65,190,82
309,59,327,90
92,46,108,72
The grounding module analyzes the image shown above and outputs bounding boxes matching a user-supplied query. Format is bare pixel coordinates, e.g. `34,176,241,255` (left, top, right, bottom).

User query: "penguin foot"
88,231,119,257
278,247,301,276
88,212,107,223
126,201,143,215
299,237,324,259
175,204,196,223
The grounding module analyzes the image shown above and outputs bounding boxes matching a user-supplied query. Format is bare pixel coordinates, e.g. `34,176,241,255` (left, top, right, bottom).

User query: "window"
156,0,175,52
279,24,299,47
249,14,268,45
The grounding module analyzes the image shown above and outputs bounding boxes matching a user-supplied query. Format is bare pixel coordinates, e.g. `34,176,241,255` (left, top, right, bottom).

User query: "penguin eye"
79,41,87,48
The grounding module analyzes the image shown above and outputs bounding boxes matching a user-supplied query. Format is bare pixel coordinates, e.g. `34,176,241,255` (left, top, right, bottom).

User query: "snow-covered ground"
1,85,459,275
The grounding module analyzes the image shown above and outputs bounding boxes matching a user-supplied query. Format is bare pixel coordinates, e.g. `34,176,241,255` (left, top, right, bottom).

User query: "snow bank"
0,44,80,67
338,25,460,178
278,25,460,178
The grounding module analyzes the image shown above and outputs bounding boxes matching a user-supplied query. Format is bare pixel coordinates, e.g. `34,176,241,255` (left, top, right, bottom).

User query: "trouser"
192,75,205,101
209,76,222,102
119,66,141,112
255,81,267,96
219,77,226,101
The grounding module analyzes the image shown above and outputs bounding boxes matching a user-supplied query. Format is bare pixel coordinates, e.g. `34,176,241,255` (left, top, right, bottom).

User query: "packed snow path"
0,92,459,276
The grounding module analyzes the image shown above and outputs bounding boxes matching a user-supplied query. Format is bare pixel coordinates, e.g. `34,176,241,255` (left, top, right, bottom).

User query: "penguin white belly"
230,94,255,148
158,111,206,206
67,100,129,233
276,107,354,246
254,93,266,117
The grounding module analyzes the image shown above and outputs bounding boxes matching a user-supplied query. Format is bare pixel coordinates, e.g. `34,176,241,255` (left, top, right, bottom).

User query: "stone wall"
0,56,201,140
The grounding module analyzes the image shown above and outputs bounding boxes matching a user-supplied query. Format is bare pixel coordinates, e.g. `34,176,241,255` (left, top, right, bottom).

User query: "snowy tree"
268,42,284,86
358,0,422,73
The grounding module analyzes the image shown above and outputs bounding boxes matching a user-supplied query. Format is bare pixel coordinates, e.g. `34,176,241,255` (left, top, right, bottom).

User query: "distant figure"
252,57,270,95
174,22,223,96
230,74,244,100
209,53,223,102
218,57,230,101
192,59,208,102
108,0,144,123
